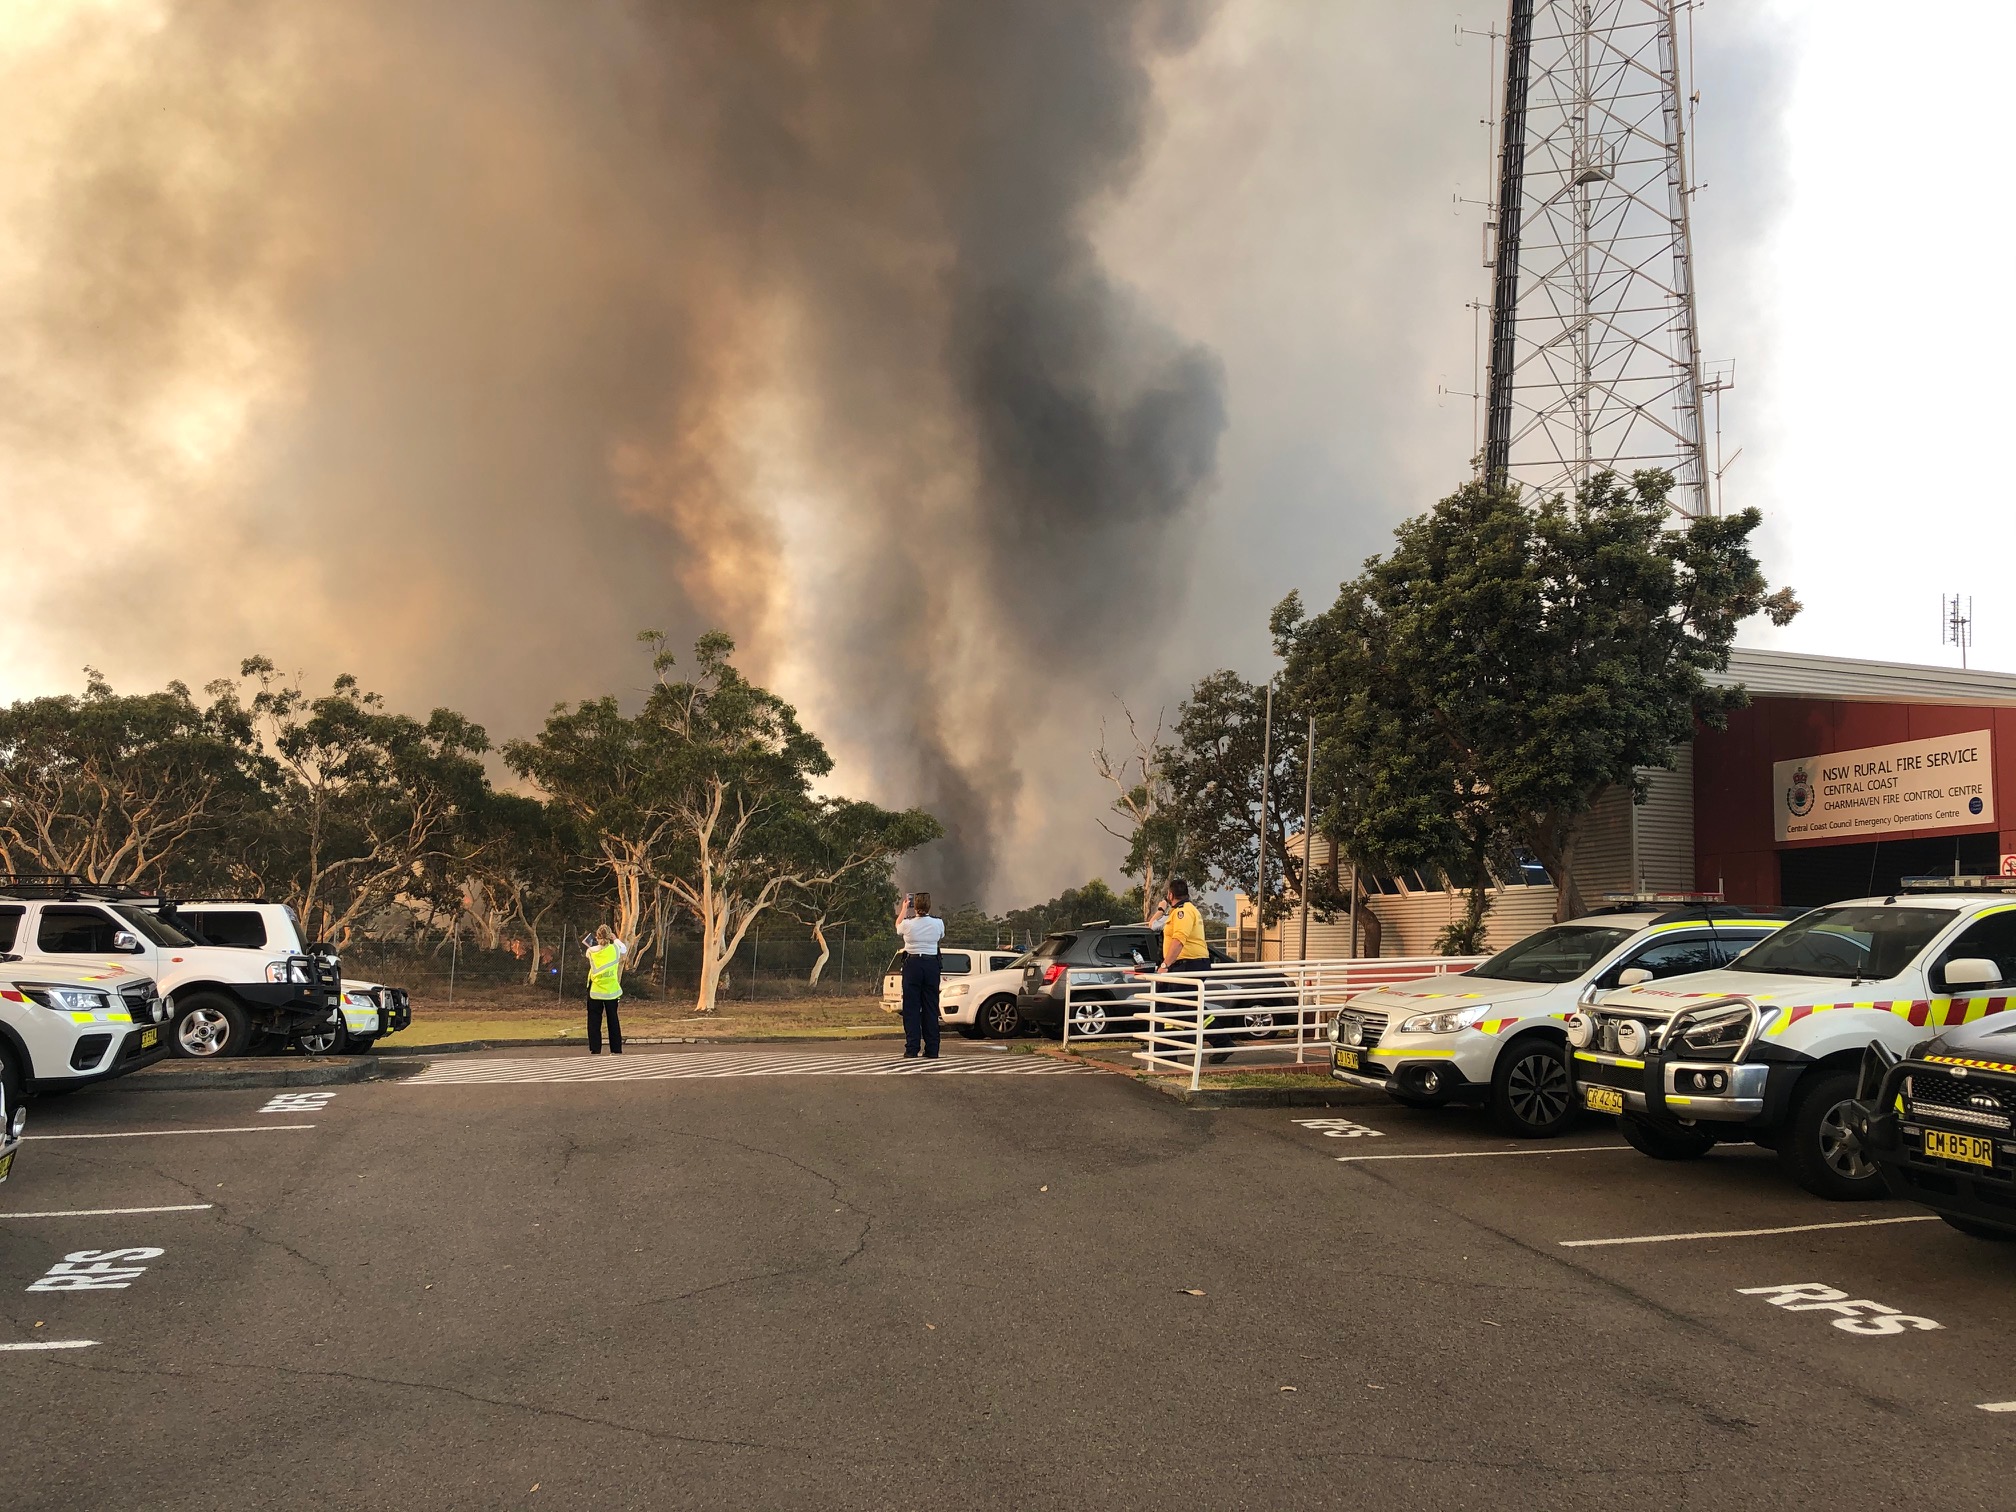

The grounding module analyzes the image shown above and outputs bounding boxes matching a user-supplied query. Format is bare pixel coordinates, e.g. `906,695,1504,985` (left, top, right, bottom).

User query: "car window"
1732,906,1956,980
110,905,193,948
0,907,20,953
1621,936,1722,981
1094,933,1153,964
989,953,1018,971
940,952,972,974
1031,935,1076,961
885,951,905,976
176,909,268,949
37,906,124,953
1936,910,2016,991
1467,925,1635,984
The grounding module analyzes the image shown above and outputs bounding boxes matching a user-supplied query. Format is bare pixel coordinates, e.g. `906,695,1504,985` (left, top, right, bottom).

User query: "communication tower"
1482,0,1713,516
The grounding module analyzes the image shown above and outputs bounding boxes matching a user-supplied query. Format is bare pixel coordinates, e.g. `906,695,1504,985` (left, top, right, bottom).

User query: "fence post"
1061,972,1073,1049
1191,976,1206,1093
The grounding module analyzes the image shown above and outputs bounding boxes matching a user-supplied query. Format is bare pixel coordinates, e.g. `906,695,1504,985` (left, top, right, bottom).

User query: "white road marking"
0,1340,98,1351
404,1052,1096,1085
1978,1402,2016,1413
261,1092,335,1114
0,1217,212,1225
1333,1145,1631,1163
25,1125,316,1141
1560,1215,1941,1248
1293,1117,1385,1139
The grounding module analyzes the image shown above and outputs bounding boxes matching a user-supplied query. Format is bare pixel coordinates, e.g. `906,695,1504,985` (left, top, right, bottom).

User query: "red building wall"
1694,699,2016,905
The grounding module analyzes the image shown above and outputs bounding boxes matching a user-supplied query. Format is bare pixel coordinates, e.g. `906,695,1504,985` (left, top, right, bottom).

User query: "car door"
1930,910,2016,995
32,905,154,975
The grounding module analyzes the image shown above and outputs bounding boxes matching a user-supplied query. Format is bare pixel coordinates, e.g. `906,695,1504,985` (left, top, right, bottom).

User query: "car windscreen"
112,905,194,948
1031,935,1076,960
1730,906,1957,980
885,951,905,975
1466,925,1635,984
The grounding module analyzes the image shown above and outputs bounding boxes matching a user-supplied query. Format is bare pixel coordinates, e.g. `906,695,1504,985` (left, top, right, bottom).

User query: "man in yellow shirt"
1155,877,1210,972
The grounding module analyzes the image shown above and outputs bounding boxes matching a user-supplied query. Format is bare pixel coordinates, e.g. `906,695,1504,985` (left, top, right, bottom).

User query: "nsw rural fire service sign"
1774,729,1995,843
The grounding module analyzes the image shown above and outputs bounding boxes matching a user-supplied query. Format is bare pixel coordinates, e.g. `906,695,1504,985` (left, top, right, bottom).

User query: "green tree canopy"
1273,471,1798,921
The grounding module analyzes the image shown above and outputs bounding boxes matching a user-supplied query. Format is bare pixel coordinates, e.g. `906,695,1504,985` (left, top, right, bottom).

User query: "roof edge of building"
1711,647,2016,706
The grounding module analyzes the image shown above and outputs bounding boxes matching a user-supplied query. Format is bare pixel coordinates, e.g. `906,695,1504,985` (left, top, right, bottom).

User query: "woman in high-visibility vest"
582,924,628,1055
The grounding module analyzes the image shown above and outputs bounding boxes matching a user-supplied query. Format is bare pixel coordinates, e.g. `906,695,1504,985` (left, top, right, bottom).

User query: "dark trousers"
900,954,942,1057
1165,958,1235,1048
588,995,624,1054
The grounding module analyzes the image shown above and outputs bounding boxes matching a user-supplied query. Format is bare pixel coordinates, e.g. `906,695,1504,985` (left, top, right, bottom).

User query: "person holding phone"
894,890,945,1060
583,924,628,1055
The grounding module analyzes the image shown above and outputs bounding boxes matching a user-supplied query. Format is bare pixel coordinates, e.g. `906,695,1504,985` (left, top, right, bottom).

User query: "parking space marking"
1561,1215,1940,1248
0,1340,98,1352
405,1052,1096,1085
261,1092,336,1113
26,1124,316,1141
28,1248,164,1293
0,1204,214,1220
1292,1117,1385,1139
1737,1282,1942,1336
1333,1145,1630,1163
1978,1402,2016,1413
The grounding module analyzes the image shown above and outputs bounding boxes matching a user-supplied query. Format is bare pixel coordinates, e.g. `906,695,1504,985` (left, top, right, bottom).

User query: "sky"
0,0,2008,909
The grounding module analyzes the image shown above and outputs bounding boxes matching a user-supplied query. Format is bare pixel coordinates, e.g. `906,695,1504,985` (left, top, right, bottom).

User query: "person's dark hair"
1167,878,1190,902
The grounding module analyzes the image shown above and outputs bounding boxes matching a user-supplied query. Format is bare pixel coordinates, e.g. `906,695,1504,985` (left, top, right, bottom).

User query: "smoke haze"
0,2,1794,906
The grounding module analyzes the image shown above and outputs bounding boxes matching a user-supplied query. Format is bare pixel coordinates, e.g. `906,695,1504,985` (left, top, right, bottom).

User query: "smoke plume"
0,1,1228,906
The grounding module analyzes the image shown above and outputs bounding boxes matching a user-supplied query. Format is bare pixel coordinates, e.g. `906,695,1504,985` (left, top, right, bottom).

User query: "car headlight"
1334,1016,1365,1047
7,1104,24,1139
1565,1011,1595,1049
265,960,310,985
15,983,113,1014
943,984,970,998
1397,1004,1491,1035
1615,1019,1648,1058
341,990,375,1008
1675,1006,1763,1055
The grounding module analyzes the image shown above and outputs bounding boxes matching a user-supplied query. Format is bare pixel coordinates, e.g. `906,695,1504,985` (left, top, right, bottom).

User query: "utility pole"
1255,681,1274,962
1298,715,1315,963
1944,595,1975,670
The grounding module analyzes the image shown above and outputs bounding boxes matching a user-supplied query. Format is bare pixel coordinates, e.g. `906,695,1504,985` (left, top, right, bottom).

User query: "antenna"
1480,0,1714,518
1943,595,1975,670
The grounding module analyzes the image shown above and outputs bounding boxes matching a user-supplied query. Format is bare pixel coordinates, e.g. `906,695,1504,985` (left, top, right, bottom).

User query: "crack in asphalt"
152,1165,336,1289
41,1354,801,1458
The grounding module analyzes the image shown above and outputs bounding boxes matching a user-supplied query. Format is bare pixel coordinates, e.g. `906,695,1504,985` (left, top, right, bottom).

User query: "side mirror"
1944,957,2001,990
1617,967,1653,987
112,931,145,955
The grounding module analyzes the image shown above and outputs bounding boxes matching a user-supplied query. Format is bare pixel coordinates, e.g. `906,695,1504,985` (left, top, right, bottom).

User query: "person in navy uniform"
894,890,945,1059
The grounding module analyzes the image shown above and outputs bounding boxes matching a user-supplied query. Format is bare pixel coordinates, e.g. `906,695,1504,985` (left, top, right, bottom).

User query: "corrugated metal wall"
1634,744,1695,891
1575,784,1636,899
1244,886,1558,959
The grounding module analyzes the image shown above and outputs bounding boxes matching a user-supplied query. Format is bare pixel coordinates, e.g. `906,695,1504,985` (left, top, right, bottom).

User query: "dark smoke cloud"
0,0,1226,908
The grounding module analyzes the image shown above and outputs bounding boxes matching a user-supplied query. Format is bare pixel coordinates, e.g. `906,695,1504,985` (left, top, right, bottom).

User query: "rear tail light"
1041,963,1068,986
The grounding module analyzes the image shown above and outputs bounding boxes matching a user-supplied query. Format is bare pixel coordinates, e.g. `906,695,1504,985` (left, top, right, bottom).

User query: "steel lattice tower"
1483,0,1712,516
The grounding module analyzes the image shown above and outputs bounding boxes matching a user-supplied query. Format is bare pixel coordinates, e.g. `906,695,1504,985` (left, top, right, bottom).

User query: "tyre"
1940,1213,2016,1241
172,995,251,1060
1070,1004,1108,1038
1619,1113,1716,1161
979,996,1023,1039
346,1034,378,1055
292,1015,349,1057
1777,1069,1886,1200
1490,1037,1576,1138
1242,1010,1281,1041
0,1046,25,1110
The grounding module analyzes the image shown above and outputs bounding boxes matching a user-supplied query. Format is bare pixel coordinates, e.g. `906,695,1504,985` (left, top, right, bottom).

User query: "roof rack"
0,873,163,904
1897,875,2016,895
1076,919,1114,929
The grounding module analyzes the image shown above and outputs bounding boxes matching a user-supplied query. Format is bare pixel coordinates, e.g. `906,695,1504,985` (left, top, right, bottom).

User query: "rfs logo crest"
1786,765,1815,817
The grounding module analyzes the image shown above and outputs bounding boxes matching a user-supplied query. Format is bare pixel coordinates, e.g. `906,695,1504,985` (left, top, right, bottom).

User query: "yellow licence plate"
0,1149,13,1183
139,1027,159,1049
1333,1048,1362,1071
1583,1085,1625,1115
1925,1129,1995,1168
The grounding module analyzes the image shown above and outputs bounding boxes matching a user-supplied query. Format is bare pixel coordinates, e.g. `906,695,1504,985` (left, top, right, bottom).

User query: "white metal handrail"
1061,956,1486,1090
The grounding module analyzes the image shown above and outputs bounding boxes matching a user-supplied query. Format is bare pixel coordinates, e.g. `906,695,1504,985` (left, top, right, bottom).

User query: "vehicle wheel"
1778,1069,1886,1200
1619,1113,1716,1161
346,1034,378,1055
1243,1010,1281,1041
1940,1214,2016,1241
292,1015,349,1057
979,996,1023,1039
172,995,250,1060
1490,1037,1576,1138
1070,1004,1108,1038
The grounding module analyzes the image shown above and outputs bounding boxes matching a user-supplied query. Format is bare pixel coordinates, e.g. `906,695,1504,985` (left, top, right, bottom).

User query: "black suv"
1018,922,1288,1039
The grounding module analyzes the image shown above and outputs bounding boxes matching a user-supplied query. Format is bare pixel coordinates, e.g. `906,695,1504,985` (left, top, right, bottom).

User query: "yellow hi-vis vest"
587,943,623,999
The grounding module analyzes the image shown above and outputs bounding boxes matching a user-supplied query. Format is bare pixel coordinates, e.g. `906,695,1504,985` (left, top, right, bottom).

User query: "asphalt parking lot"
5,1043,2016,1511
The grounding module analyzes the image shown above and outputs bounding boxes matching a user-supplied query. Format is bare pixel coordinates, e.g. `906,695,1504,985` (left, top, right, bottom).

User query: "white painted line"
1560,1215,1942,1249
0,1204,215,1219
1978,1402,2016,1413
25,1125,316,1141
0,1340,98,1351
1333,1145,1632,1163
